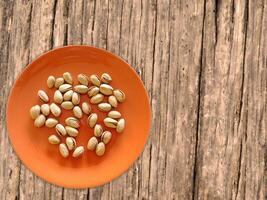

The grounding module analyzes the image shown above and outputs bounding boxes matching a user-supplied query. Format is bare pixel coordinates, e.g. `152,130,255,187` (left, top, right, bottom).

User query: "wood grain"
0,0,266,199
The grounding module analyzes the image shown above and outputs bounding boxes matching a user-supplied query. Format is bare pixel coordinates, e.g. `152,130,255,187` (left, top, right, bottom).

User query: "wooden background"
0,0,266,199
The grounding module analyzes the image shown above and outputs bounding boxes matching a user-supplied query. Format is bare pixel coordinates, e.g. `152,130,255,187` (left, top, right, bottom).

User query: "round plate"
6,46,151,188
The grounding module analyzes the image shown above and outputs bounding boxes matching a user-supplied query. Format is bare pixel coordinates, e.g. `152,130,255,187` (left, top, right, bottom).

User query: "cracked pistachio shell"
48,135,60,144
94,124,103,137
98,103,112,112
34,114,46,128
38,90,49,102
65,117,80,128
116,118,125,133
113,89,125,103
55,124,67,136
63,72,73,84
101,131,112,144
63,90,74,101
108,95,118,107
61,101,74,110
50,103,61,117
71,92,80,105
89,74,101,86
30,105,41,119
96,142,105,156
45,118,58,128
59,143,69,158
72,146,84,158
87,136,98,150
55,77,64,88
100,73,112,83
90,93,104,104
103,117,118,128
77,74,89,86
66,137,76,151
87,113,98,128
59,84,72,93
81,102,91,115
41,104,50,116
54,90,63,104
47,75,55,88
74,85,89,94
88,86,100,97
65,126,79,137
99,84,113,95
107,110,121,119
73,106,83,119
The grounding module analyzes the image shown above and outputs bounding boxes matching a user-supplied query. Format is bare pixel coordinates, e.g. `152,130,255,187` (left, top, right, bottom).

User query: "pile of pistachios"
29,72,125,158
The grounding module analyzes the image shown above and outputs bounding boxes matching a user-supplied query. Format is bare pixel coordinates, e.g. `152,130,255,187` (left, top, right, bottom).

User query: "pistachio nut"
96,142,105,156
59,84,72,93
90,93,104,104
107,110,121,119
66,137,76,150
59,143,69,158
103,117,118,128
74,85,89,94
54,90,63,104
87,86,100,97
113,89,125,102
72,146,84,158
40,104,50,116
89,74,101,86
99,84,113,95
98,103,112,112
71,92,80,105
50,103,61,117
65,117,80,128
73,106,83,119
108,95,118,107
87,113,98,128
101,73,112,83
87,136,98,150
81,102,91,115
47,75,55,88
65,126,79,137
61,101,74,110
38,90,49,102
34,114,46,128
48,135,60,144
101,131,112,144
63,72,73,84
63,90,73,101
45,118,58,128
30,105,41,119
116,118,125,133
94,124,103,137
55,124,67,136
55,77,64,88
77,74,89,86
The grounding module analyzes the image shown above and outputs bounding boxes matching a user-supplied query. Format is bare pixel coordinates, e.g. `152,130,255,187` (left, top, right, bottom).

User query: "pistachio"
99,84,113,95
61,101,74,110
101,73,112,83
47,75,55,88
103,117,118,128
94,124,103,137
108,95,118,107
77,74,89,86
63,72,73,84
74,85,89,94
108,110,121,119
30,105,41,119
90,74,101,86
50,103,61,117
38,90,49,102
73,106,83,119
55,124,67,136
87,113,98,128
72,146,84,158
48,135,60,144
45,118,58,128
59,143,69,158
59,84,72,93
98,103,112,112
63,90,73,101
113,89,125,102
96,142,105,156
34,114,46,128
65,126,79,137
90,93,104,104
87,136,98,150
54,90,63,104
116,118,125,133
87,86,100,97
66,137,76,150
55,77,64,88
101,131,112,144
40,104,50,116
81,102,91,115
65,117,80,128
71,92,80,105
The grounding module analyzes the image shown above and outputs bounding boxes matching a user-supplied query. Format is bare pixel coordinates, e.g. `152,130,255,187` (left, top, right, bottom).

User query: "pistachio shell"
98,103,112,112
71,92,80,105
55,77,64,88
55,124,67,136
34,114,46,128
99,84,113,95
59,84,72,93
96,142,105,156
107,110,121,119
50,103,61,117
103,117,118,128
40,104,50,116
113,89,126,102
73,106,83,119
101,73,112,83
30,105,41,119
87,136,98,150
48,135,60,144
74,85,89,94
87,86,100,97
45,118,58,128
54,90,63,104
108,95,118,107
38,90,49,102
94,124,103,137
81,102,91,115
87,113,98,128
72,146,84,158
101,131,112,144
90,74,101,86
47,76,55,88
90,93,104,104
61,101,74,110
63,72,73,84
66,137,76,150
65,117,80,128
77,74,89,86
65,126,79,137
116,118,125,133
59,143,69,158
63,90,73,101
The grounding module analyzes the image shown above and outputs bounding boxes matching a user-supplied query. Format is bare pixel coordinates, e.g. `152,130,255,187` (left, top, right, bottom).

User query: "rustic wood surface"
0,0,266,199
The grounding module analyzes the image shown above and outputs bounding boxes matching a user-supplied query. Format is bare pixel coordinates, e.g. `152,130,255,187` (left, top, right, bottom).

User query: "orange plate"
6,46,151,188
